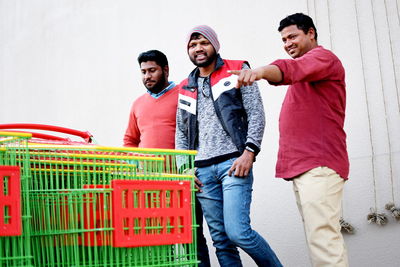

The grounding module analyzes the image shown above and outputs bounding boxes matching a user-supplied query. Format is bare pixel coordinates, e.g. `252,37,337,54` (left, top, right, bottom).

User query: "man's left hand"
228,150,255,177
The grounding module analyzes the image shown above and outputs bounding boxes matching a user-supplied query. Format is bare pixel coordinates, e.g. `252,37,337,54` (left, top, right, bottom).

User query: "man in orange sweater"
123,49,211,267
123,50,178,148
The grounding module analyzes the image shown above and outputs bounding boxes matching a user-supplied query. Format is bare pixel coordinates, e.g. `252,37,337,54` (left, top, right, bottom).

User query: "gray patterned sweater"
176,63,265,166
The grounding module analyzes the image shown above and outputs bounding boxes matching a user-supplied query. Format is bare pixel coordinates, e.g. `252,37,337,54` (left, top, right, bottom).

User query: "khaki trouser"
293,166,349,267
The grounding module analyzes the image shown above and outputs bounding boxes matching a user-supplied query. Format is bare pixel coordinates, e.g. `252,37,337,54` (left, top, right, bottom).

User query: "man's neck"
199,60,217,77
309,42,318,51
149,81,170,94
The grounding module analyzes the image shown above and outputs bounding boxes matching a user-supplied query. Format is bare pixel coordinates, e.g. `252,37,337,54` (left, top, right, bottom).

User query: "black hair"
137,50,168,68
278,13,318,40
189,32,203,41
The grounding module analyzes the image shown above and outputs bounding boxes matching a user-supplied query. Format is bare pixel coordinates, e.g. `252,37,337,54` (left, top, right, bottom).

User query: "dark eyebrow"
141,67,156,71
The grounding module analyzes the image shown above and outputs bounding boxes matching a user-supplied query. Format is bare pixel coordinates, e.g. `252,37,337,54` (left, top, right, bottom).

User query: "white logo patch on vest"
211,75,237,101
178,93,197,115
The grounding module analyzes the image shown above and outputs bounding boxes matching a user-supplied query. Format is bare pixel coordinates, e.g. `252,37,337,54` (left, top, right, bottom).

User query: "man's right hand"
183,168,204,193
194,177,204,193
228,69,263,88
228,65,283,88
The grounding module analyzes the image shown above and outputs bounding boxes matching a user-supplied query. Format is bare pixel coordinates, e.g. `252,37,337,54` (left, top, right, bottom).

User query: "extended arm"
230,48,341,87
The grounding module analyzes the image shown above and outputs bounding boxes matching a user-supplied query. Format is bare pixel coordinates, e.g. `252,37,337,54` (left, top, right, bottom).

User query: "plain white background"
1,0,400,266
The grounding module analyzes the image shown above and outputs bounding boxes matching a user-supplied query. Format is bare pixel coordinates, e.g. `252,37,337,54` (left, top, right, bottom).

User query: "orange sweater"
123,86,178,149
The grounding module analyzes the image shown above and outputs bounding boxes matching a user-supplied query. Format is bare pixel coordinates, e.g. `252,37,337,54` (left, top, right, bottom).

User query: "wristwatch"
245,146,255,153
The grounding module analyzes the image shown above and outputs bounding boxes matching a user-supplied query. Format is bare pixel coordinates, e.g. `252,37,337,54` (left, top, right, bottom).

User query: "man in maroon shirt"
230,13,349,267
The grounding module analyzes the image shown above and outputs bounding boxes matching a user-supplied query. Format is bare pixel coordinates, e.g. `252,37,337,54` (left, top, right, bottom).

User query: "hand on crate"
194,177,204,193
183,168,204,193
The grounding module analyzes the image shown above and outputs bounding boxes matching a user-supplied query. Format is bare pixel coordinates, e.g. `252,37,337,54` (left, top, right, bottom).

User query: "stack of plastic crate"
26,144,198,267
1,127,199,267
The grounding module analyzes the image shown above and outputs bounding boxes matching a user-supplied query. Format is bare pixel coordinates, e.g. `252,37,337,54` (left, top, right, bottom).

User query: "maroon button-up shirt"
270,46,349,179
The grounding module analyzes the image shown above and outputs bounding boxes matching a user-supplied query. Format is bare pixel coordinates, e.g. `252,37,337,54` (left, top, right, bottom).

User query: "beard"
189,50,217,68
144,73,167,94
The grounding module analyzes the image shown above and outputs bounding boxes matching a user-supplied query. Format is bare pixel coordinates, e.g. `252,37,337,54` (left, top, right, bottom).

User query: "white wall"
1,0,400,266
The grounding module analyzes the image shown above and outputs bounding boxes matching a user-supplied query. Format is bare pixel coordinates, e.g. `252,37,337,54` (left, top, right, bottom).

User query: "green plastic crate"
0,132,34,267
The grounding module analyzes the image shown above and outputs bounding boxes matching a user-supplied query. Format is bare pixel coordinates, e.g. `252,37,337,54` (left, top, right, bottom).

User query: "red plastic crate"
0,166,22,236
82,185,112,246
112,180,192,247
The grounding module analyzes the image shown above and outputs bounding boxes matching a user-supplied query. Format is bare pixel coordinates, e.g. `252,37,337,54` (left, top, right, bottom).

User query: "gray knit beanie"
186,25,220,53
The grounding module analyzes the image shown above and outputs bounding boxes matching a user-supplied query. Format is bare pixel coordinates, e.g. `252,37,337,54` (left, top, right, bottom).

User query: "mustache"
195,52,207,57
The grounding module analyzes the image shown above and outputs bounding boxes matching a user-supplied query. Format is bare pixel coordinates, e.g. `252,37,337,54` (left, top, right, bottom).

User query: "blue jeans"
195,158,282,267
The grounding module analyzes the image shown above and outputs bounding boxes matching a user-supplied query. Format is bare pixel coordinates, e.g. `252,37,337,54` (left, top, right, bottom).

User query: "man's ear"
163,65,170,77
308,28,316,40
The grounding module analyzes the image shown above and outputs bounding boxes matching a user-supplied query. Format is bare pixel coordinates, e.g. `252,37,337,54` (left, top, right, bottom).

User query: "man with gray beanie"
175,25,282,267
